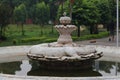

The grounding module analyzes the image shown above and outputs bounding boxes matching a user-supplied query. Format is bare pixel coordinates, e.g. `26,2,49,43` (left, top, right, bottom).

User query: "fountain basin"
27,43,102,70
0,45,120,63
0,45,120,79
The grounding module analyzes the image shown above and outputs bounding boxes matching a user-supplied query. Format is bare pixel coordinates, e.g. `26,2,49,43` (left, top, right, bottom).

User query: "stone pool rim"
0,45,120,80
0,74,120,80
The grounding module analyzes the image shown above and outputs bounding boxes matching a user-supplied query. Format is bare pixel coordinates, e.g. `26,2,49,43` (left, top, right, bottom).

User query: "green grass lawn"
6,24,58,38
0,24,108,47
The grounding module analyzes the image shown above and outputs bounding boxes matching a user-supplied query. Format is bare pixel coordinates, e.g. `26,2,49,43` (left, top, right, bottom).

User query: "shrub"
12,39,19,45
43,38,57,43
73,32,109,41
21,37,46,43
72,37,80,41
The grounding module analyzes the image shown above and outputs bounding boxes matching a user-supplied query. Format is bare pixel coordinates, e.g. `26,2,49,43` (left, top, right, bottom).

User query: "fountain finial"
59,12,71,25
63,12,66,16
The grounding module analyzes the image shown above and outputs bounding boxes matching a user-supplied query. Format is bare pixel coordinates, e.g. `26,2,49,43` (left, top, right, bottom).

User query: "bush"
72,37,80,41
0,36,7,40
43,38,57,43
73,32,109,41
19,32,109,44
21,37,46,43
12,39,18,45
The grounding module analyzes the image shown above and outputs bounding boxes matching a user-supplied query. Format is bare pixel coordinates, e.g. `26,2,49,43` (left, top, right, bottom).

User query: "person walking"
108,20,115,41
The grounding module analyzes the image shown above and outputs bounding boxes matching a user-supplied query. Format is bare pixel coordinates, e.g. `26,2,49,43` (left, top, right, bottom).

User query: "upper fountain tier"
59,12,71,25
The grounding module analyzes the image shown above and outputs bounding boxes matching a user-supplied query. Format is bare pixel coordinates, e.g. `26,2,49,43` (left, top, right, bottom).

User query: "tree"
0,0,23,7
35,2,50,35
23,0,40,23
93,0,112,31
58,0,100,35
72,0,100,35
14,3,27,36
35,2,50,26
0,3,12,40
49,0,59,23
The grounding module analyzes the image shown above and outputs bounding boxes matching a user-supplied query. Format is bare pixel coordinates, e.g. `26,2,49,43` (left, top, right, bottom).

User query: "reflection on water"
0,61,21,74
28,68,102,77
0,60,120,77
15,60,32,76
94,61,119,76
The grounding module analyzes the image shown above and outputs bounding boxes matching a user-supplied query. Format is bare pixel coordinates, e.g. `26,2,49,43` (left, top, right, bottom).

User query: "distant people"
108,20,115,41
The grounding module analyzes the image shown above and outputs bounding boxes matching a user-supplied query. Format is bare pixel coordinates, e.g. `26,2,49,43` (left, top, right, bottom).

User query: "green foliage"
72,0,100,25
57,0,69,18
94,0,112,24
12,39,18,45
0,0,118,26
21,31,108,43
0,0,117,46
108,0,116,21
0,24,108,46
43,38,57,43
0,3,12,39
73,32,109,41
35,2,50,25
21,37,46,43
0,61,21,74
13,3,27,36
21,37,57,43
0,0,24,8
49,0,59,22
14,3,27,23
70,0,101,35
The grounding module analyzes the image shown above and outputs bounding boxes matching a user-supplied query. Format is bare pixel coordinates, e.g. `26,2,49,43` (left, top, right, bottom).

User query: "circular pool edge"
0,45,120,80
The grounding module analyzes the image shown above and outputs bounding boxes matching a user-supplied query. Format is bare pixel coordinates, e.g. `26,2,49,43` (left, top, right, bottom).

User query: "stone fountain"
27,12,103,70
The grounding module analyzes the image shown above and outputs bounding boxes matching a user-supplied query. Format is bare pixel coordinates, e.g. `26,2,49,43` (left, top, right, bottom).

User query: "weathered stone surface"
28,44,102,60
0,45,120,79
0,46,30,63
0,74,120,80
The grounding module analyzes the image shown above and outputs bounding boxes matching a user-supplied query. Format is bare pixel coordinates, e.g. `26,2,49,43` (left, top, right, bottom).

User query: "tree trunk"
94,24,99,34
90,25,94,34
106,24,109,31
90,26,93,34
61,0,64,15
0,26,2,38
40,24,43,35
3,27,6,37
21,23,25,36
69,1,72,19
0,25,6,40
51,25,54,33
77,25,80,37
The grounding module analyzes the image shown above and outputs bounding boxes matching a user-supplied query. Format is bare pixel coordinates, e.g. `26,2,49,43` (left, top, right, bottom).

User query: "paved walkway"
75,36,120,46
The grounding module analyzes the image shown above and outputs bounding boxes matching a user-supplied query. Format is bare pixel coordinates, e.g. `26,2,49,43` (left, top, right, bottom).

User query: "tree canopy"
14,3,27,24
35,2,50,26
0,3,13,39
57,0,117,34
0,0,119,37
0,0,118,26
